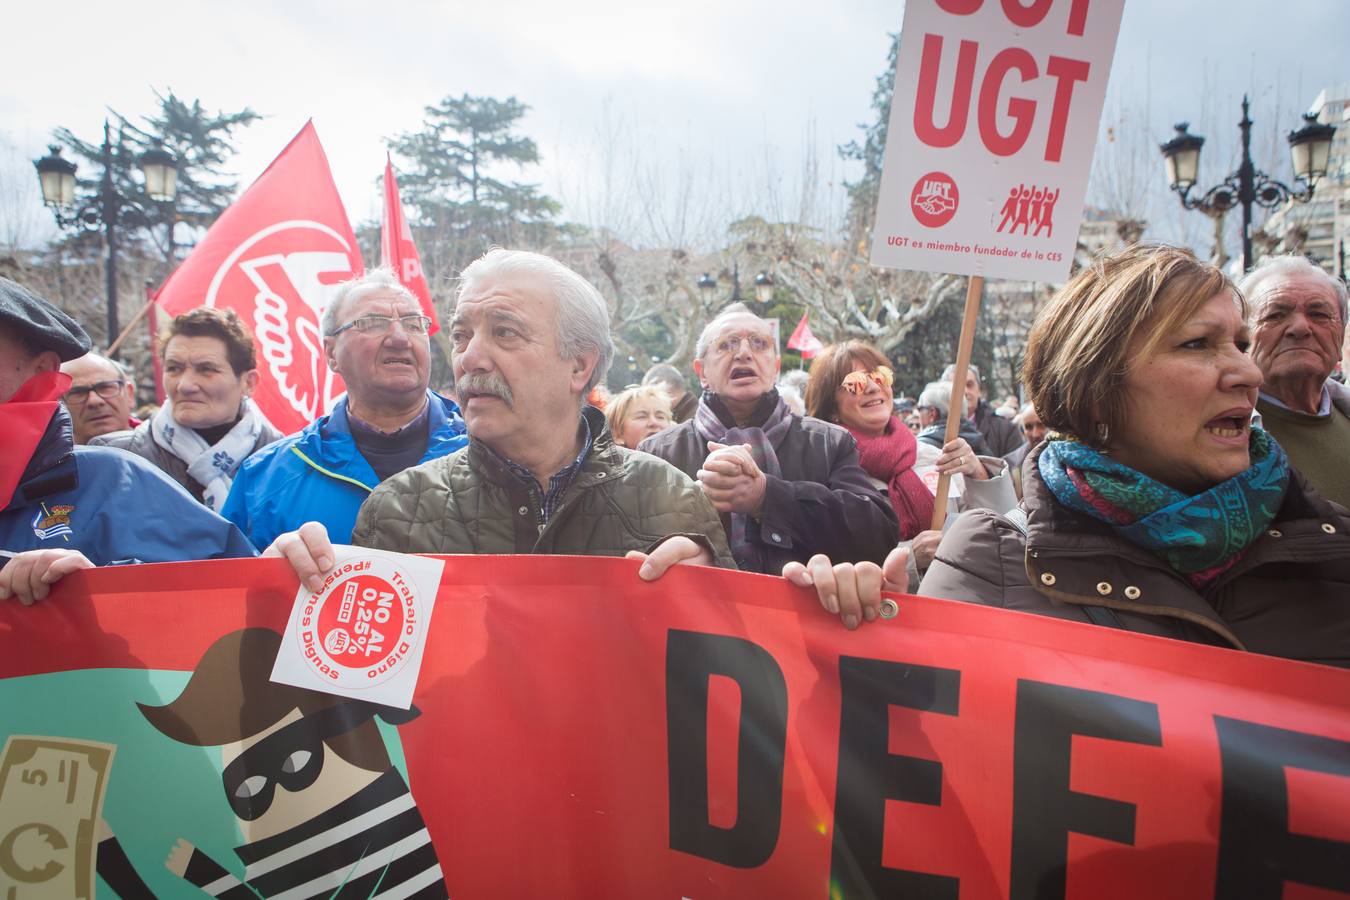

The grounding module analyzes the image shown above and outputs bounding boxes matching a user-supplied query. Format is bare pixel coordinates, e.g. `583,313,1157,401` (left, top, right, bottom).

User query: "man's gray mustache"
456,373,514,408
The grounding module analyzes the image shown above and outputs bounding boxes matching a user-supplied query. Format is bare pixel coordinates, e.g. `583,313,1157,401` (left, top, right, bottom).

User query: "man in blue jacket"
222,268,467,549
0,278,256,604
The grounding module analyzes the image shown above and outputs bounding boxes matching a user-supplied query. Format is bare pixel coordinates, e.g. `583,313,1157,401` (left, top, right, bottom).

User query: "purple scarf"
694,390,793,570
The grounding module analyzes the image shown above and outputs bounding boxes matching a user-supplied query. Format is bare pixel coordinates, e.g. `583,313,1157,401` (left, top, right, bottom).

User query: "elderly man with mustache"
265,249,737,590
221,267,468,549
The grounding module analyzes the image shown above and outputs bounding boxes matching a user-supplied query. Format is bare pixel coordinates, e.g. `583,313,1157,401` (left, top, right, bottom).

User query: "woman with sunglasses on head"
791,246,1350,666
93,306,281,511
805,344,1015,589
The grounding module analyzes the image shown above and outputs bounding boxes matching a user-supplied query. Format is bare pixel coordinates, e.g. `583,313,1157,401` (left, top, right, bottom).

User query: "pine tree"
389,94,561,273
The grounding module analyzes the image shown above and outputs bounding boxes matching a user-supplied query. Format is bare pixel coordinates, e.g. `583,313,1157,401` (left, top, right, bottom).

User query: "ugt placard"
870,0,1124,282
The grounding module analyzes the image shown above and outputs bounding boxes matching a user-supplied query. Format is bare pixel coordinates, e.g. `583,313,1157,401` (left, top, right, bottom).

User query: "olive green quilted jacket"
351,407,737,567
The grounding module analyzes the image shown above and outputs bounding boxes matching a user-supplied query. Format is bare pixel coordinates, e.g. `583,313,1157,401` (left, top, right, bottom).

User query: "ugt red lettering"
913,35,1090,162
935,0,1090,37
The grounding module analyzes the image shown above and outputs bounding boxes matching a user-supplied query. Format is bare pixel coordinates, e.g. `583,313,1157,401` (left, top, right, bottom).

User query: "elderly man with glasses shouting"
640,302,898,582
221,268,467,549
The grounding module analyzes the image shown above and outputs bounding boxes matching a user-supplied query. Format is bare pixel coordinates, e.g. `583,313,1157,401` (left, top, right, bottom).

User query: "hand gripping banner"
155,122,364,435
1,557,1348,899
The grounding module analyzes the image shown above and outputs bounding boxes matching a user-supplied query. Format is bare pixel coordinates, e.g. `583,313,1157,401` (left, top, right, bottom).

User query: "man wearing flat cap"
0,277,255,605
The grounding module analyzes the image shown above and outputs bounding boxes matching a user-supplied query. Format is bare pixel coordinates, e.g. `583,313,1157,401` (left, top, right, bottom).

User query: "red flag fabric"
155,121,363,435
381,155,439,333
786,311,824,359
0,371,69,508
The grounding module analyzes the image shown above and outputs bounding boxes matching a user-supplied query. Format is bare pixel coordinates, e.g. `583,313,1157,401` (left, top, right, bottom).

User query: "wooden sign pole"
929,274,984,530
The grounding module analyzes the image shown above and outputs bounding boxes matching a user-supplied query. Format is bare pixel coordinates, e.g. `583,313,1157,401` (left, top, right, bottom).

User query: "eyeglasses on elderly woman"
839,365,894,395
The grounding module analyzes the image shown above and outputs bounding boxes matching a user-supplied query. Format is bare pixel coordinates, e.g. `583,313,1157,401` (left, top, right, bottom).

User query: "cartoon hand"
166,838,195,877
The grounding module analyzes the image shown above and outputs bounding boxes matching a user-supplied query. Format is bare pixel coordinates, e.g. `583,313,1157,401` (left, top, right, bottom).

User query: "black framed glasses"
64,380,126,404
221,700,419,820
330,314,433,337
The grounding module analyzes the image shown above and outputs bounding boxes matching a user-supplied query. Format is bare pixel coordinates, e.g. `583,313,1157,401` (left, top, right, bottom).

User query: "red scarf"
846,415,933,540
1,371,70,508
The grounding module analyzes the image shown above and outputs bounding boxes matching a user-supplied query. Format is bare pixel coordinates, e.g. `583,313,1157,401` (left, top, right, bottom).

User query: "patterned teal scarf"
1037,429,1290,590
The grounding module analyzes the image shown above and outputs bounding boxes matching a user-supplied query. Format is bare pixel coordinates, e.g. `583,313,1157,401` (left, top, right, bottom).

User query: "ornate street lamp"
34,122,179,354
1159,96,1336,272
697,272,716,305
34,145,77,208
138,142,179,203
753,271,774,304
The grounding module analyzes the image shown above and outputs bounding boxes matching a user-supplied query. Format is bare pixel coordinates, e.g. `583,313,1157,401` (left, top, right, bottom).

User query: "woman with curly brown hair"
94,306,281,510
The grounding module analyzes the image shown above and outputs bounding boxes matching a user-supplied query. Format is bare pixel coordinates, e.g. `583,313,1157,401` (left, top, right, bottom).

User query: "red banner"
381,155,439,334
2,558,1348,899
155,122,363,435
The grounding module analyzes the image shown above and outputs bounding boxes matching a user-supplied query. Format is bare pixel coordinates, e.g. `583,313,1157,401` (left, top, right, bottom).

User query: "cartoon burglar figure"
134,627,448,899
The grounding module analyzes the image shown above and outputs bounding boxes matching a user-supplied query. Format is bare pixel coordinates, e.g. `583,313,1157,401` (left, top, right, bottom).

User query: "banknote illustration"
0,736,116,900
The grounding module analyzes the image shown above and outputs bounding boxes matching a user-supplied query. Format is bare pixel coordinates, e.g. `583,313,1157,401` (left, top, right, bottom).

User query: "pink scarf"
846,415,933,540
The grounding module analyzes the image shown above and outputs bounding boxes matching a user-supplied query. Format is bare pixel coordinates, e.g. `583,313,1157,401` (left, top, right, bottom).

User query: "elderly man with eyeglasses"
220,268,468,549
60,352,140,443
640,303,898,579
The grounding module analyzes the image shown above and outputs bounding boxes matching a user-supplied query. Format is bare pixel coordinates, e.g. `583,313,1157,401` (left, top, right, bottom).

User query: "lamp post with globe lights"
1160,96,1335,272
34,121,178,354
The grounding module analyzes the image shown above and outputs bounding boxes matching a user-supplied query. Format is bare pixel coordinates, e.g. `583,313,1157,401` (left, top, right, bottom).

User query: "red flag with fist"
381,155,439,334
155,121,363,435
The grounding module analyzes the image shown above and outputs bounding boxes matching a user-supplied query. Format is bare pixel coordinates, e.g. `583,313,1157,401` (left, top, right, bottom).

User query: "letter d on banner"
666,630,787,867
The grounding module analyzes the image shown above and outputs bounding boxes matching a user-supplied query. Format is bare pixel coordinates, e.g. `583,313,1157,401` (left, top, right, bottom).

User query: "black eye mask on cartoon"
221,701,420,821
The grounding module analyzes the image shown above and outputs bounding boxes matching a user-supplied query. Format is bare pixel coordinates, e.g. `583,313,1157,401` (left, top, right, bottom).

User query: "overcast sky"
3,0,1346,253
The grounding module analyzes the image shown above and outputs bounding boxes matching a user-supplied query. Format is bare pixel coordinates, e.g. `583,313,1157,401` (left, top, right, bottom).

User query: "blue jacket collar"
301,391,464,488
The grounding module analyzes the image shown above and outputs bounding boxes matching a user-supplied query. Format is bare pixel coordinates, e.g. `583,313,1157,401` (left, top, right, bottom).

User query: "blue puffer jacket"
1,408,256,565
221,392,467,550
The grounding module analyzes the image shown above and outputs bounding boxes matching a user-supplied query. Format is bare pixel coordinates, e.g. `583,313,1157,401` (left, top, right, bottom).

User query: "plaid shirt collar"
492,414,594,526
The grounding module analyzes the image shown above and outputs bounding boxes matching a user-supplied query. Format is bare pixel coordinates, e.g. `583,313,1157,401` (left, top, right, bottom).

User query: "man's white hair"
918,380,967,418
456,248,613,392
695,302,778,359
940,362,982,385
321,267,419,337
1239,254,1348,324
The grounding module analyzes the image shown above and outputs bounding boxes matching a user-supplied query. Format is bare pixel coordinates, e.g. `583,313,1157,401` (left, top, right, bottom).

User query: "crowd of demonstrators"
639,303,899,585
642,363,697,423
6,242,1350,672
221,268,468,549
1243,255,1350,509
604,384,673,449
270,248,737,589
797,246,1350,668
93,307,282,510
60,352,139,443
0,278,255,604
941,363,1022,457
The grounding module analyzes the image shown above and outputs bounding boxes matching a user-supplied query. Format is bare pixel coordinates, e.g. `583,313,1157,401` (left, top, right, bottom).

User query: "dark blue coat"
1,409,256,565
